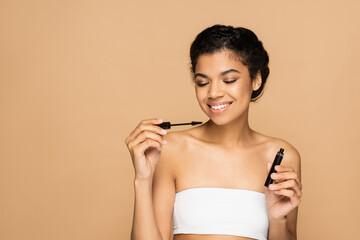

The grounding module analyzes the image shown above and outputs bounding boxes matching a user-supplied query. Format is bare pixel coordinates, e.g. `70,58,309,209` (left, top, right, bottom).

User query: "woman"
126,24,303,240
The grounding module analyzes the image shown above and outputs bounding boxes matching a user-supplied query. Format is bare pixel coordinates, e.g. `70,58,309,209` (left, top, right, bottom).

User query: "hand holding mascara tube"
264,148,284,187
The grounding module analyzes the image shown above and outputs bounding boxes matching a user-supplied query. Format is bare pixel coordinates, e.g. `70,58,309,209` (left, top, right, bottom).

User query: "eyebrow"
194,69,240,79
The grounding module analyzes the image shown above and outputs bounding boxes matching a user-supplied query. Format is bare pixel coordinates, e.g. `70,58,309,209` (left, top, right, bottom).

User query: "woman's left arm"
266,144,302,240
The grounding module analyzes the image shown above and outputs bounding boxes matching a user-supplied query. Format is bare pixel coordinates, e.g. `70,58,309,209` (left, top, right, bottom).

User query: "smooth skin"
127,49,302,240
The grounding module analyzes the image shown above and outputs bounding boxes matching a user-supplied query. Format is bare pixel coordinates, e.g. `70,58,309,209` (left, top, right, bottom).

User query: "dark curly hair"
189,24,270,102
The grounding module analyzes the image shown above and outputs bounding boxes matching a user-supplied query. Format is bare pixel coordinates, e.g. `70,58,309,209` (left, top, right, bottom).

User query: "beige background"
1,0,359,239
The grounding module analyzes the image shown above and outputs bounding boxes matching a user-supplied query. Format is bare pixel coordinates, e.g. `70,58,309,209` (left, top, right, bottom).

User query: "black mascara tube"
264,148,284,187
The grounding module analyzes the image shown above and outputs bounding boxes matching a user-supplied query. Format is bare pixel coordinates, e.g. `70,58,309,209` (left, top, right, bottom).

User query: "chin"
207,117,226,125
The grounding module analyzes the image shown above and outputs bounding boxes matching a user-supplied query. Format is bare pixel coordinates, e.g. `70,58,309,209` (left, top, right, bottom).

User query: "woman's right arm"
125,118,168,240
132,178,162,240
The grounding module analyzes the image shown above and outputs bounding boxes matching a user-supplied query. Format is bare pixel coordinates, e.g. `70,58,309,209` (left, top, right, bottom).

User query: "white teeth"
210,103,230,110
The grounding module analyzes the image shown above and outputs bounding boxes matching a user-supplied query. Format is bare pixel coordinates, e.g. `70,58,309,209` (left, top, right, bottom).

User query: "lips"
207,102,233,114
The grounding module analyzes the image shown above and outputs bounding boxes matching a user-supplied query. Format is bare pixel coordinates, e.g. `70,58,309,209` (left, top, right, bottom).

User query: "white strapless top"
173,187,269,240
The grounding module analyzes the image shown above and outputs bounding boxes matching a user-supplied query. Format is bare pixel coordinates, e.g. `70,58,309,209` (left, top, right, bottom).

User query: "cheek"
229,84,251,98
195,88,205,101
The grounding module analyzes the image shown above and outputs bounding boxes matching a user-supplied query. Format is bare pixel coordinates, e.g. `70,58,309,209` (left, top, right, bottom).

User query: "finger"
126,119,166,144
128,130,167,150
138,117,163,126
133,138,162,159
273,188,301,206
274,165,294,173
271,171,302,190
130,118,163,134
132,118,165,136
269,179,302,197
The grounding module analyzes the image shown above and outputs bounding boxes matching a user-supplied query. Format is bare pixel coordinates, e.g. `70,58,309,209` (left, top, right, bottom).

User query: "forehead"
195,50,247,75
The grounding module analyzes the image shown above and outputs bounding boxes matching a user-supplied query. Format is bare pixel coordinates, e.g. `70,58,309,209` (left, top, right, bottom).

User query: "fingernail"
161,129,167,134
162,140,167,144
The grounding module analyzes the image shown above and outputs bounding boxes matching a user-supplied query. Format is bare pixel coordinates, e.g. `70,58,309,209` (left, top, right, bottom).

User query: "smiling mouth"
207,102,233,110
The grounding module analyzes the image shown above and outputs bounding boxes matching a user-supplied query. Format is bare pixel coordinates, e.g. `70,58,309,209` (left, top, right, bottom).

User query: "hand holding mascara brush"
156,121,203,129
125,118,202,180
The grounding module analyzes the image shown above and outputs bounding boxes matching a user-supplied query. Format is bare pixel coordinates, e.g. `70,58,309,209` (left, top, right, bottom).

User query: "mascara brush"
156,121,203,129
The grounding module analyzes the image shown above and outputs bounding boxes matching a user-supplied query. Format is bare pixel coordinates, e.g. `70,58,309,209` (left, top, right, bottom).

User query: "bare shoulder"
159,129,192,179
162,129,188,146
162,129,191,155
261,134,302,180
265,136,301,161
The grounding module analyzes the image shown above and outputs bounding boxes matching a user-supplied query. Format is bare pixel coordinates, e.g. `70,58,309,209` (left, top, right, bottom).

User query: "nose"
207,81,225,99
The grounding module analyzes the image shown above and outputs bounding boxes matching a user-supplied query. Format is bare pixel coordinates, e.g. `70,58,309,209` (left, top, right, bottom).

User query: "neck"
203,110,253,148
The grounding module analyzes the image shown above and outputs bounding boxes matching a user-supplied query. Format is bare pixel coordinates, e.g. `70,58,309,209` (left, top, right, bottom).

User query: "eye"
224,79,237,84
196,82,208,87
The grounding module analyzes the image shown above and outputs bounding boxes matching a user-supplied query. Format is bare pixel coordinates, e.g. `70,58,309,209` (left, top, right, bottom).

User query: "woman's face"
194,50,261,125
